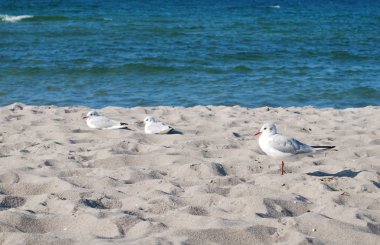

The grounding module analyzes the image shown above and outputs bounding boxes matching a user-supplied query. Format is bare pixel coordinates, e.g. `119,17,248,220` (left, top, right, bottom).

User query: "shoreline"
0,103,379,244
3,102,380,110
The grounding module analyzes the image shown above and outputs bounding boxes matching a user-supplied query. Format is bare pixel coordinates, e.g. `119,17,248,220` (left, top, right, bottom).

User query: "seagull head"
255,122,277,136
143,116,156,124
83,111,100,119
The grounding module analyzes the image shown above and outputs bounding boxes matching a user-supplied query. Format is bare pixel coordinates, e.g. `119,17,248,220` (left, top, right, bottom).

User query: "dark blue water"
1,0,380,108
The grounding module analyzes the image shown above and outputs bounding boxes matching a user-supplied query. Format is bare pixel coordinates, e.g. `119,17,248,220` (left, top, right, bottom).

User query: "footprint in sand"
257,196,314,218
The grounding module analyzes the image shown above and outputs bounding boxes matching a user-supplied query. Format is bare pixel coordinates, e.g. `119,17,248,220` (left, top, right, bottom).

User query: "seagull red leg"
281,160,284,175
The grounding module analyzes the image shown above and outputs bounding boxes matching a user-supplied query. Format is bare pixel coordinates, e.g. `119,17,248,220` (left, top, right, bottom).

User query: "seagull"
83,111,129,130
255,122,335,175
143,116,173,134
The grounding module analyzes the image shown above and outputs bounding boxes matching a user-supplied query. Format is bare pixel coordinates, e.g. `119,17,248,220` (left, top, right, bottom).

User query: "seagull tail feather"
311,146,336,151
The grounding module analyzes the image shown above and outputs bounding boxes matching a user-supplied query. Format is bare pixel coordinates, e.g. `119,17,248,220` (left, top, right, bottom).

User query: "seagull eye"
264,127,267,130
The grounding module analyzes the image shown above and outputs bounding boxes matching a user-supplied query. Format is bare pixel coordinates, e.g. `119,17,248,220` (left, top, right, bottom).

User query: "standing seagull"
83,111,129,129
143,116,173,134
255,122,335,175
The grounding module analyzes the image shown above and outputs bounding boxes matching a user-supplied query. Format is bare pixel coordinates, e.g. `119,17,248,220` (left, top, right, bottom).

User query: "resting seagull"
83,111,129,130
143,116,173,134
255,122,335,175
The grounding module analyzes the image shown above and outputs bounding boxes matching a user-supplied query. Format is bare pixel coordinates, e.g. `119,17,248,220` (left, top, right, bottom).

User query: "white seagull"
143,116,173,134
255,122,335,175
83,111,129,130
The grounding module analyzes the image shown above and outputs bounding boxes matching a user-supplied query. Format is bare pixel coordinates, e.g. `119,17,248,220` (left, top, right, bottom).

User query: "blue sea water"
1,0,379,108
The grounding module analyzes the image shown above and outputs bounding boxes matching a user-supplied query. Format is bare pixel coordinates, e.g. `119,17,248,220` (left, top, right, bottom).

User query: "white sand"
0,103,379,244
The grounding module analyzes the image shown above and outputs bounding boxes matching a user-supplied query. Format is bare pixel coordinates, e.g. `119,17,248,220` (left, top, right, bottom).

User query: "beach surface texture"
0,103,379,244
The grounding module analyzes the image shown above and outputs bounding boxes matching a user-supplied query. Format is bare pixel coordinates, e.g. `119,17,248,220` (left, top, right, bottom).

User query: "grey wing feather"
148,122,171,133
93,116,119,128
269,134,314,154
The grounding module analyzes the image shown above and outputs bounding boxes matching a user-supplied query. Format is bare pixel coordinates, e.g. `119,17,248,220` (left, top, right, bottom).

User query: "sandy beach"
0,103,379,244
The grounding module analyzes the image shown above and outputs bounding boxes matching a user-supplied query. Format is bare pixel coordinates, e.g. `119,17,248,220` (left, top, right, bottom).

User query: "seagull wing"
147,122,172,134
268,134,314,155
91,116,126,129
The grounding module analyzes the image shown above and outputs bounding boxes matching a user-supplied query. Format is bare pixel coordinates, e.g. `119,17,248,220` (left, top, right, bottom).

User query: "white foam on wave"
270,5,281,9
0,14,34,23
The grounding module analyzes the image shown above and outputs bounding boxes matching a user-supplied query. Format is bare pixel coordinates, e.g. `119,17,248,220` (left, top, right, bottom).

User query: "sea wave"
29,15,70,21
0,14,33,23
0,14,108,23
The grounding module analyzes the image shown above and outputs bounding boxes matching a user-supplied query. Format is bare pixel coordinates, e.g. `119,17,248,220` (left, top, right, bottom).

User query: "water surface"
1,0,379,108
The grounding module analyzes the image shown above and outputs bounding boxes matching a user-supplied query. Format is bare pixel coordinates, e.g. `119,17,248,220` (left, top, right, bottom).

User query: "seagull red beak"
255,131,262,136
82,116,88,119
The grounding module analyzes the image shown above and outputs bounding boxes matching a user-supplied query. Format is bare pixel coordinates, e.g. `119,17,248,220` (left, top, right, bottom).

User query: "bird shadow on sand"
307,169,361,178
120,127,133,131
168,129,183,135
371,181,380,189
